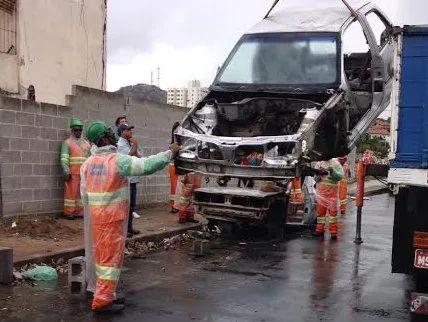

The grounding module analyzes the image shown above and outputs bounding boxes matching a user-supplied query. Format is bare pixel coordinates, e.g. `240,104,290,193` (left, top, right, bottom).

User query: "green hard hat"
85,120,109,143
70,119,83,127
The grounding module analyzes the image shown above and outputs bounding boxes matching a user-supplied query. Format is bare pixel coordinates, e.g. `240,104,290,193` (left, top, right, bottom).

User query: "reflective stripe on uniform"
317,217,326,224
64,199,76,206
69,157,87,165
340,199,347,205
329,216,337,223
87,187,128,206
319,179,338,186
293,189,302,193
95,264,121,281
180,196,190,203
170,194,176,201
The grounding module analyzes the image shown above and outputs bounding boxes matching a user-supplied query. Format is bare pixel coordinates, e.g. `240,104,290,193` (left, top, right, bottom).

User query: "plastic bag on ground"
22,266,58,281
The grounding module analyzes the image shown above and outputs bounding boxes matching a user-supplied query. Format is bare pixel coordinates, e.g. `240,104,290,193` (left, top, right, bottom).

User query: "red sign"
414,249,428,269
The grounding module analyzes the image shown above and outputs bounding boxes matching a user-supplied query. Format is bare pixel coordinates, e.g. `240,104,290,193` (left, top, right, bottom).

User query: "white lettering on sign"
415,249,428,269
417,256,427,266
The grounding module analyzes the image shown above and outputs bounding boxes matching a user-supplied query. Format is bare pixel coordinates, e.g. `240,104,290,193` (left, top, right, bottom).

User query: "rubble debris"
125,229,213,258
13,271,23,280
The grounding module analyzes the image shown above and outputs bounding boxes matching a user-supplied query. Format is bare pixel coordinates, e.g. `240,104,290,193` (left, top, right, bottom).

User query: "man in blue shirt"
117,124,142,237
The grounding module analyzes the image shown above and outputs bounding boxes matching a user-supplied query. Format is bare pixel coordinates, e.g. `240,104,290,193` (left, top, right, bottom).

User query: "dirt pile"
1,218,80,240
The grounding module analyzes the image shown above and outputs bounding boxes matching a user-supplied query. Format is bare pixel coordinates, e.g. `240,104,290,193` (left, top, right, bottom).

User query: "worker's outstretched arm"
60,141,70,174
116,151,172,177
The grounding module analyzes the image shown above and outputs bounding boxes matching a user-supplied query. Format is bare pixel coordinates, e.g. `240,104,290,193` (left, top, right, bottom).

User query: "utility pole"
151,71,153,85
157,66,160,88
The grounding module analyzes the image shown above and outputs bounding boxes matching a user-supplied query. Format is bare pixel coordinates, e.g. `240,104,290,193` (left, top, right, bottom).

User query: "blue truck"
387,25,428,315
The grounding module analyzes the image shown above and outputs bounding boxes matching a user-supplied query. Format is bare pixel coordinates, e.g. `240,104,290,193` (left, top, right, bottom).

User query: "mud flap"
266,199,286,240
410,293,428,315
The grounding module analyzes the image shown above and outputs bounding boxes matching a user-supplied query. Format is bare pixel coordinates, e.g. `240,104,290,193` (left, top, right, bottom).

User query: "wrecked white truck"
173,1,395,233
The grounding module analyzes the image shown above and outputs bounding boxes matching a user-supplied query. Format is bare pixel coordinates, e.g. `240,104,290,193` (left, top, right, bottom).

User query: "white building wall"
0,0,106,105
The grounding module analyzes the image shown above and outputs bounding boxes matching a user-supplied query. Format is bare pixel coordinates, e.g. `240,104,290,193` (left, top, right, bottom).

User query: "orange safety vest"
83,153,129,224
66,138,90,175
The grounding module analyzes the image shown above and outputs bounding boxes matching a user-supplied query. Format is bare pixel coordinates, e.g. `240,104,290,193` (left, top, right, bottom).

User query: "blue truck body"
392,26,428,168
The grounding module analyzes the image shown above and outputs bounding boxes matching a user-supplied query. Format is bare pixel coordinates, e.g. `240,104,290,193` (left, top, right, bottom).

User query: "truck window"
342,21,371,92
366,11,389,47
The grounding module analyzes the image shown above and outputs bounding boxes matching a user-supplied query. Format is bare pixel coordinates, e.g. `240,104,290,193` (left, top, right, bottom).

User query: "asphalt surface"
0,193,423,322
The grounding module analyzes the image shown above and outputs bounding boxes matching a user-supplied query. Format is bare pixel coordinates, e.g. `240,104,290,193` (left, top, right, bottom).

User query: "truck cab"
174,2,395,180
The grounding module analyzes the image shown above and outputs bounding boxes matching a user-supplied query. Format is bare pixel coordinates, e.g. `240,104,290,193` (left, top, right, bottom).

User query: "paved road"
0,193,423,321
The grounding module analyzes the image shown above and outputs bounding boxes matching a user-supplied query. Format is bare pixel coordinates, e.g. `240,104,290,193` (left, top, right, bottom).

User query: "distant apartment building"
167,80,208,108
0,0,107,105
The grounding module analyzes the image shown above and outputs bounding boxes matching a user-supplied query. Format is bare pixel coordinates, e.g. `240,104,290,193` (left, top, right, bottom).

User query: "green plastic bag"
22,266,58,281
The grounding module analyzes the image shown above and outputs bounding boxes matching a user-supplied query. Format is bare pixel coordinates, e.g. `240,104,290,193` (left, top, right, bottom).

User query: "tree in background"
356,133,390,158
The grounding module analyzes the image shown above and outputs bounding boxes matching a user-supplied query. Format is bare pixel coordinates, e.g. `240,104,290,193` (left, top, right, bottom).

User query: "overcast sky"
106,0,425,91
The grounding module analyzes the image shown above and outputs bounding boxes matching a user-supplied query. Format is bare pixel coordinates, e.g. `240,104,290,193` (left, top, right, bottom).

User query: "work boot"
93,303,125,314
341,210,346,215
330,235,338,241
170,208,179,214
127,232,133,238
178,218,186,224
312,231,324,239
113,297,125,305
187,218,199,223
129,229,140,235
65,214,75,220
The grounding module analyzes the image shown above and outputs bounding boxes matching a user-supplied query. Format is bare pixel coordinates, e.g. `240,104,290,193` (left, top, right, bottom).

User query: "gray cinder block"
0,247,13,284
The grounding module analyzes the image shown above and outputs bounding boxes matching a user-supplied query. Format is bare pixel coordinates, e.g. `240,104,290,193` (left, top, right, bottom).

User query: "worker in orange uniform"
177,172,202,224
169,122,180,213
81,120,180,314
288,177,303,216
289,177,303,203
338,156,351,214
60,119,90,220
314,158,344,240
168,163,179,213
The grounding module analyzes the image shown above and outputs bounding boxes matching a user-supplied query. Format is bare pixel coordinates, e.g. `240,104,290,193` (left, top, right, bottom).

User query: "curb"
13,223,200,267
348,186,391,198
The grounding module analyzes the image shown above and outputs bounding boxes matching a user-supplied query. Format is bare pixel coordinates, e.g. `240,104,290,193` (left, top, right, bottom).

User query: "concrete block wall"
67,86,188,205
0,86,188,218
0,96,71,217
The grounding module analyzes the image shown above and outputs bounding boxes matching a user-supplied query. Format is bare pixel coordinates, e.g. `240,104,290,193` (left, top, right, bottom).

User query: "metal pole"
340,0,358,17
263,0,280,19
354,160,365,244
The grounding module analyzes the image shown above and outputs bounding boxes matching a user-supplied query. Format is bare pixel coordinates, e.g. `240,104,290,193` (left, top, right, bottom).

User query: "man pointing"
81,120,180,314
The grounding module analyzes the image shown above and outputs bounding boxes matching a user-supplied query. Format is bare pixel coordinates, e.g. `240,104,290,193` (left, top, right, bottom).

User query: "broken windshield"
215,33,339,88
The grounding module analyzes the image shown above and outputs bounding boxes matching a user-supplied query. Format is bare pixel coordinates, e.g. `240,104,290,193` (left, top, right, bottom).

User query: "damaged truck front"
173,2,395,231
174,2,394,180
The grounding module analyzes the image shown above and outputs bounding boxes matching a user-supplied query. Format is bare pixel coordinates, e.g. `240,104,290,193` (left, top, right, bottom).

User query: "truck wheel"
219,222,237,239
266,199,286,240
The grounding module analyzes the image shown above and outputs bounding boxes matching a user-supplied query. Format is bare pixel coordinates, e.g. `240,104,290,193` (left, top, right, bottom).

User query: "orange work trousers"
64,174,83,217
178,185,196,221
289,177,303,203
168,163,178,211
338,179,348,213
91,220,125,310
178,173,201,221
316,183,338,235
